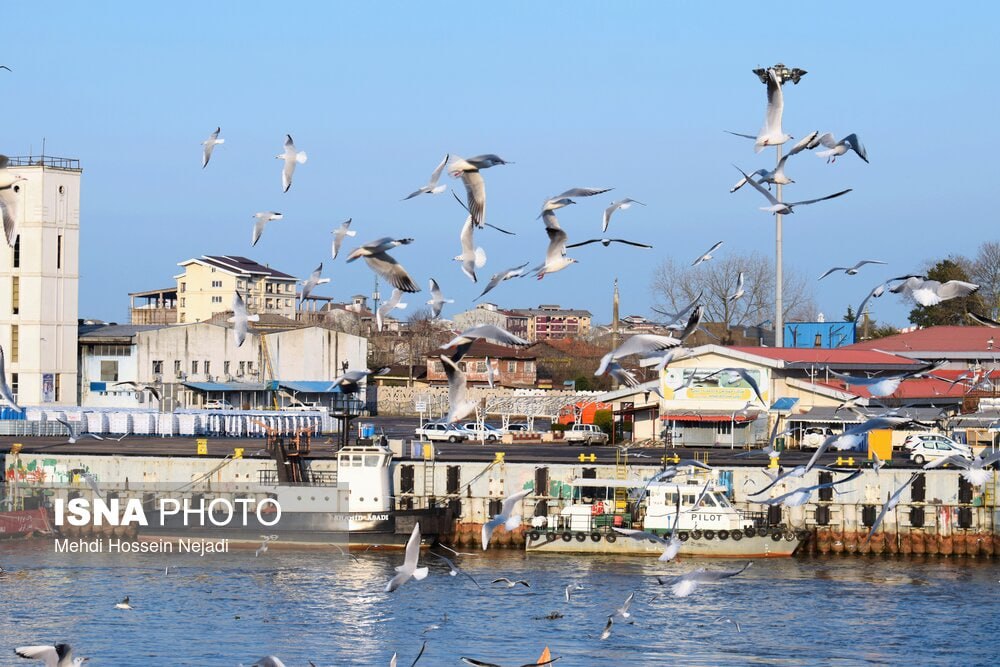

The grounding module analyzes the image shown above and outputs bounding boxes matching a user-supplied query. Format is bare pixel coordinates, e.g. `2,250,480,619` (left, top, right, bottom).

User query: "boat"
0,508,53,539
525,477,806,558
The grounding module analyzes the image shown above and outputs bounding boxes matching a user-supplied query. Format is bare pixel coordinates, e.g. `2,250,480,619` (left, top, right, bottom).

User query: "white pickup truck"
563,423,609,446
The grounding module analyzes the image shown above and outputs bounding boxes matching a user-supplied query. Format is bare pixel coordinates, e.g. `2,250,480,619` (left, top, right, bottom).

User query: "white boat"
525,477,805,558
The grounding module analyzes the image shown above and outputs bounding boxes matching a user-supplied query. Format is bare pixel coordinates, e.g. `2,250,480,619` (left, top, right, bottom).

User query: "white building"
79,321,367,410
0,156,81,406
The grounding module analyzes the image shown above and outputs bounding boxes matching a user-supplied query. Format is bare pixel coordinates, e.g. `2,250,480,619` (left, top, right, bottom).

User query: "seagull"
429,552,482,589
729,154,794,192
864,473,919,546
615,591,635,619
482,488,532,550
491,577,530,588
968,311,1000,328
534,212,575,279
330,367,390,394
255,535,274,557
404,154,449,200
827,368,913,398
454,213,487,282
441,354,476,423
734,166,851,215
114,596,133,610
565,238,652,250
855,282,888,320
692,242,723,267
653,292,703,327
250,657,287,667
449,154,511,228
331,219,357,260
600,616,614,640
377,289,408,333
752,469,863,507
14,644,86,666
346,237,420,292
924,449,1000,487
229,292,260,348
564,583,582,602
441,325,530,362
276,134,307,192
539,187,613,218
727,68,790,152
614,494,682,561
805,416,917,472
656,561,753,597
677,305,705,342
603,361,640,387
386,522,428,592
300,263,331,302
818,260,887,280
112,381,162,401
728,272,745,302
0,66,11,72
476,262,529,300
426,279,454,319
890,277,980,307
54,417,102,444
596,334,681,377
0,155,27,247
199,127,225,169
485,357,496,388
602,198,645,232
251,211,282,247
816,133,869,163
714,616,743,633
0,346,24,412
786,130,822,157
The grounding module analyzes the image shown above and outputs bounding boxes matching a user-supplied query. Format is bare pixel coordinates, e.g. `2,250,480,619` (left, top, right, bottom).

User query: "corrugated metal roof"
183,382,269,392
79,324,169,339
278,381,344,394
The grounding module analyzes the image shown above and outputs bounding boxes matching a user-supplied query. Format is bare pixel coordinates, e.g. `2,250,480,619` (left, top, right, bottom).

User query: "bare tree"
971,241,1000,318
649,251,816,332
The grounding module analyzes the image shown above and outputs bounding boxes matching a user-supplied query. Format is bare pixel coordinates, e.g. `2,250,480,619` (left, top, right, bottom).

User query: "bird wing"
612,527,668,545
0,188,19,247
441,355,469,420
281,156,295,193
865,474,918,544
690,561,753,583
936,280,980,301
725,130,757,140
565,239,601,249
787,130,820,156
852,259,887,271
842,133,868,162
365,253,420,293
429,278,444,302
966,312,1000,328
817,132,837,148
923,455,970,470
445,325,529,351
14,646,61,666
788,189,852,207
545,226,569,263
678,305,704,341
460,170,486,228
499,488,531,518
609,239,652,248
553,187,613,199
735,166,780,206
251,216,267,247
460,659,501,667
855,283,887,319
602,202,619,232
761,68,783,137
428,153,449,186
818,267,847,280
403,522,422,571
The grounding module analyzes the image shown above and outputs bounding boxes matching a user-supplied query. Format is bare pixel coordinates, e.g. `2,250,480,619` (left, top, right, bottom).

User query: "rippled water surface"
1,540,998,666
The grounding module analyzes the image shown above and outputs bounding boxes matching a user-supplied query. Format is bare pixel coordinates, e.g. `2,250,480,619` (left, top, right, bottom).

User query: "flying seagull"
564,583,583,602
890,276,979,307
112,381,162,401
752,469,863,507
346,237,421,292
816,133,869,163
596,334,681,377
818,260,887,280
728,272,745,302
491,577,530,588
441,354,476,423
656,562,753,597
0,155,27,247
377,289,408,332
600,615,614,640
692,242,723,267
729,153,794,192
734,166,851,215
924,448,1000,487
864,473,919,546
404,154,449,200
613,492,682,561
455,213,487,282
786,130,822,157
300,263,330,302
54,417,102,444
653,291,703,325
602,198,645,232
449,154,511,228
702,367,766,406
540,187,613,216
534,212,576,279
475,262,529,301
440,325,530,363
482,488,531,550
114,596,133,610
201,127,224,168
426,279,454,319
251,211,283,247
615,591,635,619
565,238,652,250
331,219,357,260
14,643,86,666
276,134,307,192
385,522,428,592
251,657,287,667
331,367,390,394
429,552,482,589
229,292,259,348
727,68,790,152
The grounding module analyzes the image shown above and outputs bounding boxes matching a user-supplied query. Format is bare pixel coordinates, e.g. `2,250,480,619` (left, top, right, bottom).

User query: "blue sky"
4,2,998,328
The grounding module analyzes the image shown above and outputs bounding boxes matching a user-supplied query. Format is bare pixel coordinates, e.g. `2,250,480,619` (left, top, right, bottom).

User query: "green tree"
844,305,857,322
907,258,985,327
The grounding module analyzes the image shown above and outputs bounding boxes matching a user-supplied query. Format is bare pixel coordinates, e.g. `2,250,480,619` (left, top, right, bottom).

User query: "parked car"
507,423,532,432
459,422,504,441
285,401,326,412
563,423,609,446
800,427,837,449
414,421,469,443
203,399,235,410
903,433,971,455
908,440,974,466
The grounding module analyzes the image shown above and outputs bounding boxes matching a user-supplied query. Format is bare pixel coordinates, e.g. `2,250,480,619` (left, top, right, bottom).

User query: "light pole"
752,63,806,348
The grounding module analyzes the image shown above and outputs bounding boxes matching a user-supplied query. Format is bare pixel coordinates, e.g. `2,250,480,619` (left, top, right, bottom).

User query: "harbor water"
0,541,998,666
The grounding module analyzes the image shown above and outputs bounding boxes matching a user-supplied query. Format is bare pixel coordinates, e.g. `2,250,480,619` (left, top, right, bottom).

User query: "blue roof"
278,381,344,394
770,397,800,412
183,382,268,392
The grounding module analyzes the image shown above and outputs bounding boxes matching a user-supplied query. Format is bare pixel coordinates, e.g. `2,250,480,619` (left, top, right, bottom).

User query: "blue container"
0,407,25,421
358,422,375,438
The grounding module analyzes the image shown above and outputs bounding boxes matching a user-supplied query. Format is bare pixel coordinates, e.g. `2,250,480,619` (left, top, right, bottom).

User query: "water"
0,541,997,666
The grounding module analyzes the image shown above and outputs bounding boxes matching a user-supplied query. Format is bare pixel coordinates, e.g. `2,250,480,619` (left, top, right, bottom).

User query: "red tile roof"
846,326,997,353
817,377,967,400
727,346,918,367
432,339,535,360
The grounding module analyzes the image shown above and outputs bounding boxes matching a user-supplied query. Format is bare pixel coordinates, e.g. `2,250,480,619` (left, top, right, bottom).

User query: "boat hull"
525,528,803,558
0,508,52,538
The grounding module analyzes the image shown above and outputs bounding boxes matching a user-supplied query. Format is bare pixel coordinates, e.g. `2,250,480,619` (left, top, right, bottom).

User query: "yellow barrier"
196,438,208,455
578,453,597,463
233,448,244,459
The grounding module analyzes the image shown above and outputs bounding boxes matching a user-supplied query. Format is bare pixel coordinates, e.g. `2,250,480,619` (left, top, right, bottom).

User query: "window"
265,298,273,309
475,361,486,373
191,361,199,375
716,421,732,436
223,361,231,375
237,280,245,290
152,360,163,375
507,361,516,372
54,374,61,402
524,360,535,373
204,361,211,376
285,299,291,307
10,373,17,400
57,234,63,269
12,235,19,268
179,313,186,322
180,298,186,307
266,283,273,294
211,280,222,288
100,360,119,382
180,282,186,293
10,324,18,362
174,360,182,376
238,361,245,375
11,276,18,315
211,296,222,304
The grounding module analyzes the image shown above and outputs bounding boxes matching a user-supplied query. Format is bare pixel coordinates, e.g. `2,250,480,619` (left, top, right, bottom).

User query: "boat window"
351,455,363,466
715,494,732,508
364,455,379,467
683,494,695,505
698,495,719,508
665,492,677,504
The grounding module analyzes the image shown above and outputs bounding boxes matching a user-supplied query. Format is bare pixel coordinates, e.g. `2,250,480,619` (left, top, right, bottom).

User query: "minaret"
611,278,620,350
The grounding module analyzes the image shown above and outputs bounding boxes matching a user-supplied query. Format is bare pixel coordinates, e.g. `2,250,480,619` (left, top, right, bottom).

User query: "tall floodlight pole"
752,63,806,347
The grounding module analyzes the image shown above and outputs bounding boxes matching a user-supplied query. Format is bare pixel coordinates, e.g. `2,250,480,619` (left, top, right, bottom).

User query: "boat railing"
257,470,339,486
738,509,769,528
